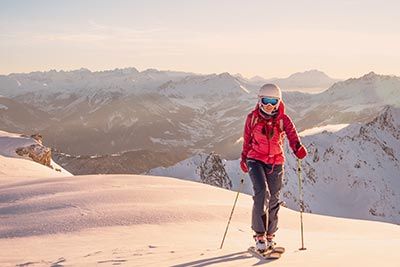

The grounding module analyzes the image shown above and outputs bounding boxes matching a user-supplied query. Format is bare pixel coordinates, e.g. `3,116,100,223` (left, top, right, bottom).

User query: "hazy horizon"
0,66,390,81
0,65,338,79
1,0,399,79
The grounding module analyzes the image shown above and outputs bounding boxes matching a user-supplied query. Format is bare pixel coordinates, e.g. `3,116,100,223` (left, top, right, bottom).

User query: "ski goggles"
260,97,279,106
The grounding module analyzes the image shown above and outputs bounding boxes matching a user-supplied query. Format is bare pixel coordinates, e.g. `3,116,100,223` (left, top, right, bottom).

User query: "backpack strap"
250,113,258,130
249,112,284,140
249,113,258,142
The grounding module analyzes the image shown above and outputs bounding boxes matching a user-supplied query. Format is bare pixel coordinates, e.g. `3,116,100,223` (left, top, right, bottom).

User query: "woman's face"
261,103,276,114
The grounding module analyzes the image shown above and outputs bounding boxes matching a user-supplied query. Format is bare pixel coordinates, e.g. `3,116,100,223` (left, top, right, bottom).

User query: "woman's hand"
295,143,307,159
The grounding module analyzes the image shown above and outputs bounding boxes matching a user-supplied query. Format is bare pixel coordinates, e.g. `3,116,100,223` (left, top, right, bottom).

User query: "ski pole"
220,176,244,249
297,159,307,250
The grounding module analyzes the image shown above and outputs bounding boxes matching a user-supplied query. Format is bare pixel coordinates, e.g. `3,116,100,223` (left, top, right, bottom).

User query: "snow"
299,124,349,136
239,84,250,93
0,104,8,110
0,174,399,266
148,154,205,182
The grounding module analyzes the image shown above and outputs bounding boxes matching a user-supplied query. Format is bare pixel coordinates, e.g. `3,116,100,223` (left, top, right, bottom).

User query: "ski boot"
253,233,267,252
266,233,276,249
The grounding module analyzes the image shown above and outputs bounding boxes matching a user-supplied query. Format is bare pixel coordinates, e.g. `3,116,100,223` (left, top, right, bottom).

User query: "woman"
240,83,307,251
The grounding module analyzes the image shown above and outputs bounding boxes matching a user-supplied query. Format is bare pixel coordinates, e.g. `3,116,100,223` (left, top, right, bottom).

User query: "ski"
248,246,285,260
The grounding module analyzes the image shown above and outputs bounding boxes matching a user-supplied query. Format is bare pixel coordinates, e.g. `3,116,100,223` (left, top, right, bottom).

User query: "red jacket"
241,101,300,165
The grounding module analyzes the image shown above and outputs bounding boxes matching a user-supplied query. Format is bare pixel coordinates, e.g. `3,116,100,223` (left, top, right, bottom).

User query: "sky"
0,0,399,79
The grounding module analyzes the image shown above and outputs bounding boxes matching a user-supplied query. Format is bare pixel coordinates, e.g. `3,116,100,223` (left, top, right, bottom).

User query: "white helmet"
258,83,282,99
258,84,281,115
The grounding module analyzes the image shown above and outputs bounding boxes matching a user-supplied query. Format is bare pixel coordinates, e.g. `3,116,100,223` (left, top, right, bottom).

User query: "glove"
295,143,307,159
240,158,248,173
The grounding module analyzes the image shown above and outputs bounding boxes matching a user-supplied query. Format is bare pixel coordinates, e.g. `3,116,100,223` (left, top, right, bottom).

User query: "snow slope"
1,174,400,266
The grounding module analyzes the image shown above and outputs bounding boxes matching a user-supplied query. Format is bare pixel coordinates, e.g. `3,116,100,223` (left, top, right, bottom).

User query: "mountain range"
0,68,399,175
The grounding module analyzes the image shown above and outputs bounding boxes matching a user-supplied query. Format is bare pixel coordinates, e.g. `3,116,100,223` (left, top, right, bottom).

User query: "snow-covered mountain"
159,72,253,100
2,67,192,97
295,72,400,130
283,105,400,224
272,69,340,91
148,106,400,225
0,68,259,158
0,68,398,175
2,68,193,119
247,69,340,93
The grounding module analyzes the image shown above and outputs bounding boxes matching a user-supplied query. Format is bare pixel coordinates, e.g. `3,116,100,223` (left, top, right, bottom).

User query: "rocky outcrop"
199,152,232,189
15,133,57,170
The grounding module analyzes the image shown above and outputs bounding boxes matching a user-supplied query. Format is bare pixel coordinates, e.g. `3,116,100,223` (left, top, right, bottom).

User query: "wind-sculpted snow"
1,174,400,266
0,175,242,238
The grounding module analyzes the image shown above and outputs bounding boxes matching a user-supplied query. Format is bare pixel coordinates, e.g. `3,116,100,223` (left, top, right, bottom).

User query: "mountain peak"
217,72,233,79
287,69,332,79
73,68,91,73
141,68,159,74
360,71,379,80
234,73,245,79
357,71,398,81
112,67,139,75
249,75,268,83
